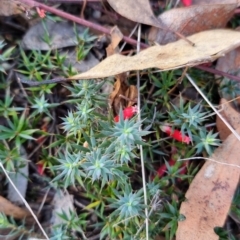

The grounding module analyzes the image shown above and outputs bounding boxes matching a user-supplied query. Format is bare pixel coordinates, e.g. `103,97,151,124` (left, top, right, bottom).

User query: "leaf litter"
69,29,240,80
176,127,240,240
2,0,240,239
148,3,236,45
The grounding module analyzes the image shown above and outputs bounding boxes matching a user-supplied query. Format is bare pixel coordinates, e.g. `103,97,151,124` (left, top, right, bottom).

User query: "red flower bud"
160,125,191,144
36,7,46,18
114,106,138,122
181,0,192,6
37,163,45,175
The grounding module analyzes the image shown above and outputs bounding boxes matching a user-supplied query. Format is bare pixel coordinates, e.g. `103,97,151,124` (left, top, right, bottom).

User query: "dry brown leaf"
176,128,240,240
125,85,138,107
148,3,236,45
0,0,30,16
109,75,137,114
69,29,240,80
0,195,31,219
107,0,161,27
106,26,123,57
107,0,190,45
109,26,123,51
109,73,129,115
216,98,240,141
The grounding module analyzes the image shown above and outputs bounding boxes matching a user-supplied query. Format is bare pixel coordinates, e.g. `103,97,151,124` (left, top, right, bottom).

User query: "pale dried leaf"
69,29,240,80
106,26,123,56
176,128,240,240
148,3,236,45
110,26,123,51
0,0,30,16
107,0,161,27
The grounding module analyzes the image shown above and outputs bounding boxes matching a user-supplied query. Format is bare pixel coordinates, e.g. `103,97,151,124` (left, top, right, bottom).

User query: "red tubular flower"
156,159,188,178
181,0,192,6
114,106,138,122
37,162,45,175
157,159,175,177
153,146,189,180
160,125,191,144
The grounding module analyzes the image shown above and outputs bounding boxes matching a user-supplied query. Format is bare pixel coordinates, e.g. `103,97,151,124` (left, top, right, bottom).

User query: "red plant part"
181,0,192,6
114,106,138,122
37,162,45,175
157,159,175,177
156,159,188,178
160,125,191,144
36,7,46,18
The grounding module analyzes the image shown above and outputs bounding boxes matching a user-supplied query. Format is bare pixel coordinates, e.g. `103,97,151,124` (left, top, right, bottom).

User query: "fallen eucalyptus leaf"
176,127,240,240
69,29,240,80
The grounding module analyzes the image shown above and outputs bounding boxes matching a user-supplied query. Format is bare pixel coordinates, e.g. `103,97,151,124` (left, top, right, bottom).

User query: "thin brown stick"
196,65,240,82
80,0,87,19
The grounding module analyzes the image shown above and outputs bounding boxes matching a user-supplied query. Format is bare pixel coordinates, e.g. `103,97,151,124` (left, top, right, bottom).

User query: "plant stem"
196,65,240,82
136,24,149,240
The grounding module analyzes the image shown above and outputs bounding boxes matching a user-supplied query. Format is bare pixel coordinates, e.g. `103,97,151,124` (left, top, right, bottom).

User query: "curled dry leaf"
109,73,128,115
125,85,138,107
148,3,236,45
216,98,240,141
176,127,240,240
69,29,240,80
106,26,123,56
109,73,137,115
